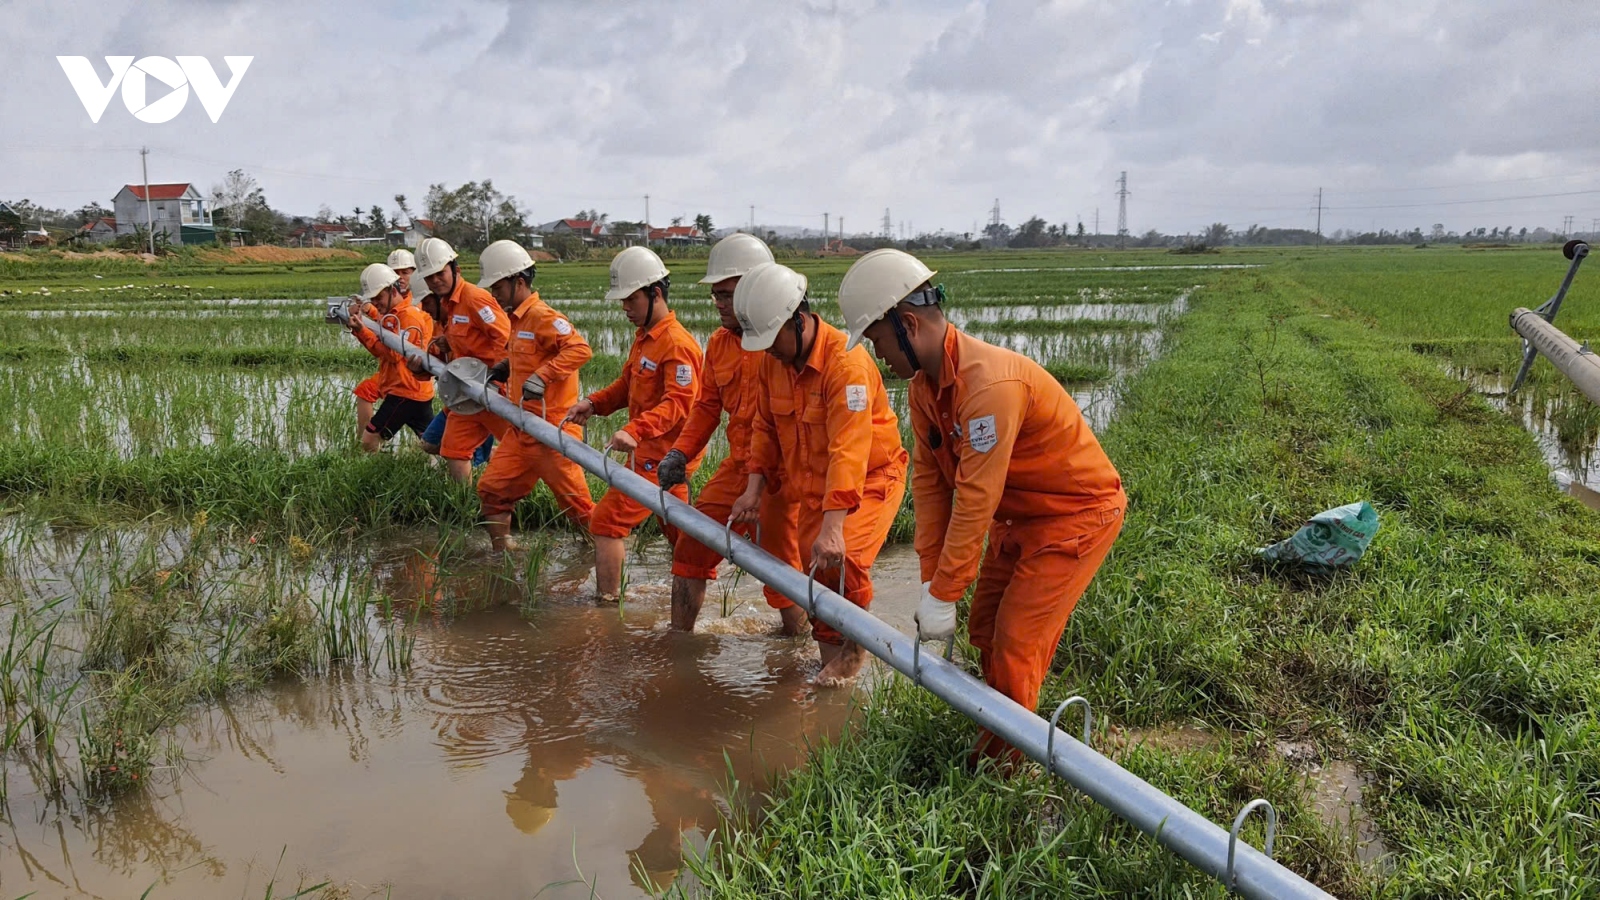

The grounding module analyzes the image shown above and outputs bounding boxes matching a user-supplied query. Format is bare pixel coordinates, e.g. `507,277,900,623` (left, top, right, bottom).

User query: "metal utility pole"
1315,187,1323,237
1116,171,1130,250
838,217,844,243
883,208,892,239
1563,215,1575,236
823,212,829,246
644,194,650,229
140,146,155,254
1094,207,1100,237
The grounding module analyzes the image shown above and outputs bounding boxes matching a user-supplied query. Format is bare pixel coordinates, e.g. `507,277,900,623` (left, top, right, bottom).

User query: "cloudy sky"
5,0,1599,238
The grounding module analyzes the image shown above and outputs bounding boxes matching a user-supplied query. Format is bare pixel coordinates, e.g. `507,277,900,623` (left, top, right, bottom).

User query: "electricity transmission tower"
882,208,892,239
1115,172,1129,250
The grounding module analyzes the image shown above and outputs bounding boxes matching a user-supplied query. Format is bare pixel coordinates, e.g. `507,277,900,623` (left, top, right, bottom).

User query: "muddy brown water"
1,538,924,899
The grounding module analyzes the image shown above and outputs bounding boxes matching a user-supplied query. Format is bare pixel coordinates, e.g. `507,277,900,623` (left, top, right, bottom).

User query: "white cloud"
2,0,1598,237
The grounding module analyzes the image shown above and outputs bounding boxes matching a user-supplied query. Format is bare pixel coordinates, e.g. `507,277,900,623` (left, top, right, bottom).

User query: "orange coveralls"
437,278,512,460
748,317,907,644
910,326,1125,758
668,327,800,608
587,311,704,540
476,292,596,528
352,295,405,403
352,292,434,402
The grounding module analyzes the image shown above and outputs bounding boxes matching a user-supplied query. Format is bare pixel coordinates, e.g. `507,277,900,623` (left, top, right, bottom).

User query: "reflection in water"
3,534,906,898
1452,365,1600,509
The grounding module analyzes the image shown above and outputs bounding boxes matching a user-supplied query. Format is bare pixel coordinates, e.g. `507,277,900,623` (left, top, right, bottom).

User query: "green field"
2,244,1598,897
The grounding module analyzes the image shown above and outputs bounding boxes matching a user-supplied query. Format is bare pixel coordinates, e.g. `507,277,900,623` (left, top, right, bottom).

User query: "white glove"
914,581,957,641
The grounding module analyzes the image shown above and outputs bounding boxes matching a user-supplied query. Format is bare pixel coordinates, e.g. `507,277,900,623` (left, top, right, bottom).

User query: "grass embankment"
695,262,1600,897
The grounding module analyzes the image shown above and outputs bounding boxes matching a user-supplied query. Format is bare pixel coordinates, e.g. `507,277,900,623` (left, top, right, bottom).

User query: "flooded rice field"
1451,366,1600,509
0,523,925,899
0,268,1205,896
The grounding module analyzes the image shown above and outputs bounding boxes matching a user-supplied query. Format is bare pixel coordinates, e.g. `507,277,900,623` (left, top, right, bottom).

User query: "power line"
1328,187,1600,211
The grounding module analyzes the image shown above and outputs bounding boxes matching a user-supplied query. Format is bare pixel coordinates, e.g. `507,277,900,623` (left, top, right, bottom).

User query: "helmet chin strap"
888,309,922,375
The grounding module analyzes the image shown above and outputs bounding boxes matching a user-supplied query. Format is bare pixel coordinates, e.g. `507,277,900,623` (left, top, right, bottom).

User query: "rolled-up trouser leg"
671,463,800,609
798,471,906,645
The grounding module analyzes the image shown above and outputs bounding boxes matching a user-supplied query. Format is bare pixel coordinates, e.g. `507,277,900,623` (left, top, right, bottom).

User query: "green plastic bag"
1258,501,1380,569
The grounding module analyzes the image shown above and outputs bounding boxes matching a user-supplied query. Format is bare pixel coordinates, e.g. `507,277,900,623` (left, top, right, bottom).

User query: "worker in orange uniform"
655,234,805,635
566,247,703,602
839,249,1126,764
344,261,435,451
472,240,597,551
412,237,512,483
730,262,907,686
352,248,418,437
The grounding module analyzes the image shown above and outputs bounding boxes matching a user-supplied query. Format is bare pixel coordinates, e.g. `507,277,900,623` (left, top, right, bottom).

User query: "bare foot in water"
813,640,867,686
777,605,810,637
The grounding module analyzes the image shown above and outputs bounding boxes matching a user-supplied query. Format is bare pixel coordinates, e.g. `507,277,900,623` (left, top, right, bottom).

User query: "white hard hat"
605,246,670,302
478,239,536,289
699,232,774,284
358,263,400,301
386,248,416,271
733,262,808,352
837,248,937,350
414,237,458,279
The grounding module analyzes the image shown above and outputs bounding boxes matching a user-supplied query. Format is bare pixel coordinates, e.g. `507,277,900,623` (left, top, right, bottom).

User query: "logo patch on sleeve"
476,306,497,324
640,356,658,372
450,314,470,324
552,318,573,336
968,415,998,453
845,384,868,412
676,364,693,386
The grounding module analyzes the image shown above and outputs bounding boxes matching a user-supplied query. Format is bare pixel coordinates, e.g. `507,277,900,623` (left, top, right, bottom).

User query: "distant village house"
113,183,220,245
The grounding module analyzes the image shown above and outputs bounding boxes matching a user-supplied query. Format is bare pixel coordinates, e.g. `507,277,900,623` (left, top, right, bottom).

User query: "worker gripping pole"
331,302,1334,900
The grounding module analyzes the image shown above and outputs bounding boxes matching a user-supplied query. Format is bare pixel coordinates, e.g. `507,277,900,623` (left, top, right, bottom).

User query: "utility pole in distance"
140,146,155,255
1115,171,1129,250
644,194,650,230
823,212,829,245
1316,187,1323,237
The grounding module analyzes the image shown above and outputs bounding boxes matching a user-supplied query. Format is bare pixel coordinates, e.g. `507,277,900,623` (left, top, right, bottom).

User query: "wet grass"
0,512,416,804
690,257,1600,897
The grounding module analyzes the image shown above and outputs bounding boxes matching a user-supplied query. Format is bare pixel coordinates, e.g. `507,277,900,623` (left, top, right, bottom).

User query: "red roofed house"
288,222,356,248
113,183,212,244
77,217,117,244
404,218,436,248
647,224,706,246
537,218,608,244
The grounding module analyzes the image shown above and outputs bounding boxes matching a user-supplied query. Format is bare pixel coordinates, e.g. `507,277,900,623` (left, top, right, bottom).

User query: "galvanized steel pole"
1510,308,1600,406
336,304,1334,899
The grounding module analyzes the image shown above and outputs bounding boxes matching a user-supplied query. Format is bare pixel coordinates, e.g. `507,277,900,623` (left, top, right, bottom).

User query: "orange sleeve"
589,363,630,416
466,291,512,360
625,333,699,442
928,379,1029,602
672,345,725,459
910,394,954,585
354,317,423,366
353,324,385,359
821,359,875,513
748,361,781,485
535,311,592,384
